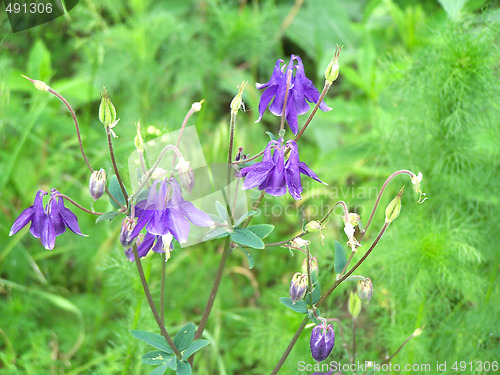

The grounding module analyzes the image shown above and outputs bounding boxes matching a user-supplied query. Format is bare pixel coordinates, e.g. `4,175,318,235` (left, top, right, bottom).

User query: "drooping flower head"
255,54,331,134
240,138,326,200
9,189,85,250
124,177,213,260
310,322,335,362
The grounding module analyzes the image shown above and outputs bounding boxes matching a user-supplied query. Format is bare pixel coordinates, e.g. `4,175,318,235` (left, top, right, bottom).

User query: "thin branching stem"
46,87,125,209
194,239,231,341
105,127,128,202
130,145,184,201
270,222,390,374
132,245,182,360
359,170,415,241
52,193,104,215
160,252,167,326
232,149,265,165
269,316,309,375
264,200,349,247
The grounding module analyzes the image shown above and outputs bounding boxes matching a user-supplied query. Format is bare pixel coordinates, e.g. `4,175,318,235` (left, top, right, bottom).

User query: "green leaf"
108,175,127,209
176,359,192,375
266,131,277,141
334,241,347,274
182,339,209,359
173,323,196,352
279,297,308,314
247,224,274,239
230,228,265,249
95,210,120,223
149,364,168,375
215,201,228,222
238,247,255,269
233,210,257,227
311,282,321,304
202,227,231,241
167,356,177,370
130,330,173,354
142,350,172,365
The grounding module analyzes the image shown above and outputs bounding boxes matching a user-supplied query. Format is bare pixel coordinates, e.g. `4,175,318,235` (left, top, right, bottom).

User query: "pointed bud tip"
22,74,50,92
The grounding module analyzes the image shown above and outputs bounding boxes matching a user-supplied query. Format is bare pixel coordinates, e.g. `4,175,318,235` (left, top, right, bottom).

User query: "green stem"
269,316,309,375
352,318,356,364
160,252,167,326
52,193,104,215
132,245,182,360
105,127,128,202
359,170,414,242
270,222,390,374
47,87,125,209
194,239,231,341
318,221,390,306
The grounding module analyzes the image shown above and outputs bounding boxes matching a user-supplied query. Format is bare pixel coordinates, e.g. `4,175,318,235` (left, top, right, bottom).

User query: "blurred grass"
1,0,499,374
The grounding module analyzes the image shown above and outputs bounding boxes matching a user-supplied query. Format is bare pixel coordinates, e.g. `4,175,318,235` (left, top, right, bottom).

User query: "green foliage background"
1,0,499,374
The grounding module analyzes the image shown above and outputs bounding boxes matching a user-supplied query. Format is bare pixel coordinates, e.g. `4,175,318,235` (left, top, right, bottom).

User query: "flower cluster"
123,178,213,260
240,138,325,200
255,54,331,134
9,189,85,250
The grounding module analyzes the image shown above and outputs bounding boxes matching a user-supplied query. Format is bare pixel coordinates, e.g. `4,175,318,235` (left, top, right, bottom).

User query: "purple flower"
310,323,335,362
9,189,85,250
240,139,326,200
125,178,213,260
255,54,331,134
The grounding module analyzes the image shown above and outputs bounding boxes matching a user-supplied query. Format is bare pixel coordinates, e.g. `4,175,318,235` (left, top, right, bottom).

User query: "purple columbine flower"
125,178,213,260
255,54,331,135
310,322,335,362
9,189,85,250
239,138,326,200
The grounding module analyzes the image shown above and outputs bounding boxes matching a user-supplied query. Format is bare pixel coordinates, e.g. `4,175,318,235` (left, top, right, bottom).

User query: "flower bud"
89,169,106,201
305,220,322,233
22,74,50,92
175,157,194,193
356,277,373,304
120,216,136,247
191,100,204,112
412,326,424,337
325,45,342,84
385,186,404,223
348,290,362,318
302,257,319,280
99,88,117,127
289,272,308,304
310,323,335,362
134,122,144,153
230,81,247,113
